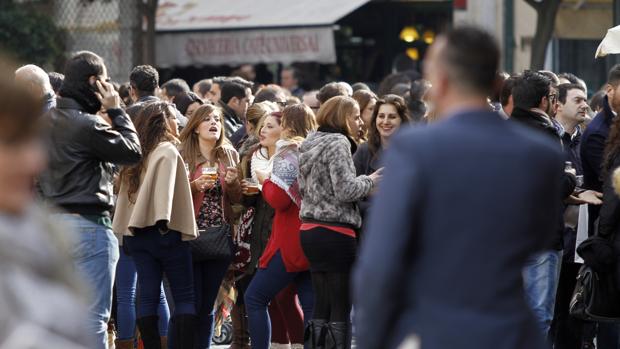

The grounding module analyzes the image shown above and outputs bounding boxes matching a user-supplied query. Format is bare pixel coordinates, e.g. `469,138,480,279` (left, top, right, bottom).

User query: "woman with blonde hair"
228,101,278,349
178,103,241,349
298,96,381,348
113,101,197,349
244,104,317,349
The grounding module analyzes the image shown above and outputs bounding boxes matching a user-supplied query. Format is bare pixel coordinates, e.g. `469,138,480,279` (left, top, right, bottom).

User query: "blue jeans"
58,214,119,349
245,251,314,349
124,228,195,318
115,246,170,339
523,250,563,337
193,258,232,349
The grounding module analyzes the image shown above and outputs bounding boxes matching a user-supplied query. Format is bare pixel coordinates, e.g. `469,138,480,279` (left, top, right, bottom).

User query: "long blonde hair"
179,104,229,171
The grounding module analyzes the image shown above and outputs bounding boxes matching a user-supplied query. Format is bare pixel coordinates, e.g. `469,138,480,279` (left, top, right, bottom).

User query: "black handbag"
189,224,235,262
569,264,620,322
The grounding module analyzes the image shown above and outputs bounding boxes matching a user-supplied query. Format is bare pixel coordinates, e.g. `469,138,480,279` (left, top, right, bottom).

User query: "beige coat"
113,142,197,241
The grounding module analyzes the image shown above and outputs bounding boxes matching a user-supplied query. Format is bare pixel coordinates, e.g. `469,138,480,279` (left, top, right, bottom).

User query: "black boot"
304,319,327,349
172,314,197,349
137,316,161,349
323,322,351,349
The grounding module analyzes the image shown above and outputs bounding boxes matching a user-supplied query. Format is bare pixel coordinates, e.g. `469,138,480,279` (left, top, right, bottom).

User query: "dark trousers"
193,258,232,349
245,251,314,349
125,229,195,317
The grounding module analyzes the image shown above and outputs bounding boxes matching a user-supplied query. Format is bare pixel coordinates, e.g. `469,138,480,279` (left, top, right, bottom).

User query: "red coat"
259,179,309,272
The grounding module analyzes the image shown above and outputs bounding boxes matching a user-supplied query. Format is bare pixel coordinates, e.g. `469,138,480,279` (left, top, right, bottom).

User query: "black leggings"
310,272,351,322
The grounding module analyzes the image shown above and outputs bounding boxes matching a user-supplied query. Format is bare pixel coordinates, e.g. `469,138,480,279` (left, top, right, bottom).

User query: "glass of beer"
244,178,260,194
201,166,218,181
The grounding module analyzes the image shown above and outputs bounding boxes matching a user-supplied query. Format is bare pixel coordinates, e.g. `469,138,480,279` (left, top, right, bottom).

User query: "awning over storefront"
155,0,370,67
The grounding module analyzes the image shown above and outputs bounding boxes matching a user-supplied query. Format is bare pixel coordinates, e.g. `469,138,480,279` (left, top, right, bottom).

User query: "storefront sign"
156,27,336,67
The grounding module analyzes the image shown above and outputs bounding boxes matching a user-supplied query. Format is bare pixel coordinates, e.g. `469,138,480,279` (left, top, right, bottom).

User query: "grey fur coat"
299,131,374,229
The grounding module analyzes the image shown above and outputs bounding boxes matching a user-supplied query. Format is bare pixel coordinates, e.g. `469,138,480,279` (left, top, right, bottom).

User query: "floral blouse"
197,178,224,229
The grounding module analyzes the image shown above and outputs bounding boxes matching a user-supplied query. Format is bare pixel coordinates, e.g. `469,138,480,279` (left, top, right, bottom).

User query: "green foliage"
0,1,65,67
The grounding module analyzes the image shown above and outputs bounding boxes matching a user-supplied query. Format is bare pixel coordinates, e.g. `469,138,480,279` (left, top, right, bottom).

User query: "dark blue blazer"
353,110,564,349
581,96,614,193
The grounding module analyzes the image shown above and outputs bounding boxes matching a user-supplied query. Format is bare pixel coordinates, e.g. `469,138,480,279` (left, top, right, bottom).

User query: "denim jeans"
124,228,195,318
193,258,232,349
58,214,120,349
523,250,563,337
115,246,170,339
245,251,314,349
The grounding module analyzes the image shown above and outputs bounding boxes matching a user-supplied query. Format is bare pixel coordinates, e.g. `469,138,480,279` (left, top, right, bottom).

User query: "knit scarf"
271,139,302,208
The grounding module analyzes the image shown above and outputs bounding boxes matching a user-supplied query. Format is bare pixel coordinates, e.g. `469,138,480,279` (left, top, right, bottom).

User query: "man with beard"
38,51,142,349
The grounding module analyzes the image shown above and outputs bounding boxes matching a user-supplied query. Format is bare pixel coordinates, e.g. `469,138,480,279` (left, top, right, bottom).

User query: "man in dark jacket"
126,65,188,128
578,64,620,349
510,71,578,338
218,80,252,139
354,26,564,349
581,65,620,228
38,51,142,349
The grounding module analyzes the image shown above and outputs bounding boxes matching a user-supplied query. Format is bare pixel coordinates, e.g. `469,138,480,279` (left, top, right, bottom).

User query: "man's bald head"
15,64,53,98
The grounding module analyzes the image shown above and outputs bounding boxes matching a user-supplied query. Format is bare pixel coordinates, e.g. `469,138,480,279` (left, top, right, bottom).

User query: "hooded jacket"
299,131,373,229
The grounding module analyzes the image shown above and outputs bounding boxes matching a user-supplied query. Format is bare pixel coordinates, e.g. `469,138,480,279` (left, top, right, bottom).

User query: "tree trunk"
138,0,158,65
145,0,157,65
525,0,562,70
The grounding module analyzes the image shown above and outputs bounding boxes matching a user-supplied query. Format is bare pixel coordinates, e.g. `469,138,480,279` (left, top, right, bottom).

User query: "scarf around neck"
271,139,302,208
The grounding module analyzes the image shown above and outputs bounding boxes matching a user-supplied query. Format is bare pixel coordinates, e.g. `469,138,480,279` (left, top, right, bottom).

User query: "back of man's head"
59,51,106,113
161,78,190,100
220,81,247,105
48,72,64,94
512,70,551,109
440,27,500,97
62,51,105,86
608,64,620,87
317,82,350,105
559,72,580,85
228,76,254,89
193,79,212,99
14,64,53,97
254,85,286,104
538,70,560,88
129,65,159,97
500,76,520,107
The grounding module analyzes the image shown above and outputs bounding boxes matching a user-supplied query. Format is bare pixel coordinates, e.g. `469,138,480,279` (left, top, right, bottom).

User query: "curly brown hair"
119,101,178,203
367,94,411,157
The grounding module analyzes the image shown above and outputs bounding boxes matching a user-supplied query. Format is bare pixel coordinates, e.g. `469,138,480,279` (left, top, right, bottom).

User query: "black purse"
569,264,620,322
189,224,235,262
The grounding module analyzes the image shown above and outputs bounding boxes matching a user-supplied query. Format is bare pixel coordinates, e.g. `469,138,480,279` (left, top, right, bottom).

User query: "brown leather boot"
114,339,134,349
160,336,167,349
229,303,250,349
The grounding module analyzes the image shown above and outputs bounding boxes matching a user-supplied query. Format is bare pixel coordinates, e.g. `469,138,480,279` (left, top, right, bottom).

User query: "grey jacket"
299,131,374,229
0,206,90,349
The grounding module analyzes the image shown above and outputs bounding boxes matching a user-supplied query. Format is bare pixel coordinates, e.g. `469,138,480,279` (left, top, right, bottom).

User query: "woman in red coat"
244,104,318,349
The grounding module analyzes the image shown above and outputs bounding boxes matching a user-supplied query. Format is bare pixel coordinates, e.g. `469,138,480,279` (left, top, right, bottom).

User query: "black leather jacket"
39,98,142,216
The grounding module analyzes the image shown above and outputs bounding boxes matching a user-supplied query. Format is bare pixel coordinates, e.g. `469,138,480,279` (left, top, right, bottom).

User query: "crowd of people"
3,24,620,349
